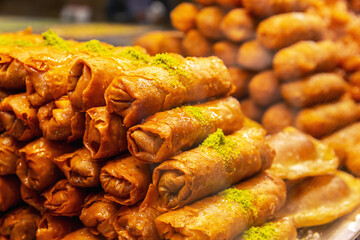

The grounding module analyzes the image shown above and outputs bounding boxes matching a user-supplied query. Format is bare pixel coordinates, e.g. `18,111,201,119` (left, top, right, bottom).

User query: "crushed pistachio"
82,39,113,56
0,36,34,47
220,188,257,218
41,29,71,52
183,106,211,127
241,223,279,240
201,129,241,170
118,47,151,65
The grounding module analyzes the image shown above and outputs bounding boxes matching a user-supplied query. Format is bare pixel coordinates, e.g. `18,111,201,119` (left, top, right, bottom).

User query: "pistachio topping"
118,47,151,65
82,39,113,56
41,29,71,52
220,188,258,218
241,222,279,240
182,106,211,127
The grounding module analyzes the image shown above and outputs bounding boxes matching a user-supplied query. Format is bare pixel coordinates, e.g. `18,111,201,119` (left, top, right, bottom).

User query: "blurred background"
0,0,181,45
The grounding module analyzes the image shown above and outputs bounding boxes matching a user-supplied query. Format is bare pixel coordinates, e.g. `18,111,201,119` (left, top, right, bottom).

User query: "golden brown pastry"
196,6,224,40
240,98,265,122
42,179,86,217
257,13,325,50
261,102,297,134
220,8,255,42
79,193,120,240
267,127,339,180
155,172,286,239
273,40,340,81
237,40,273,71
100,155,152,206
228,67,253,99
54,147,103,188
61,228,106,240
181,29,212,57
281,73,347,108
249,70,281,107
295,99,360,138
105,53,232,127
36,214,80,240
20,183,45,212
37,95,85,142
83,107,127,159
170,3,199,33
0,134,21,175
213,41,239,66
275,171,360,227
0,206,41,240
128,97,244,163
0,93,41,141
16,137,74,192
0,175,21,212
151,127,274,210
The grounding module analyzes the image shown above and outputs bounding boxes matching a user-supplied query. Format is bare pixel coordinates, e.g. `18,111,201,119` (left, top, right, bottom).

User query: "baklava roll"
20,183,45,212
281,73,347,108
220,8,255,42
54,147,103,188
67,54,135,111
261,102,297,134
196,6,224,40
0,206,41,240
80,193,120,240
0,93,41,141
128,97,244,163
242,0,311,18
237,40,273,71
0,175,21,212
42,179,86,217
0,134,21,175
105,53,232,127
181,29,212,57
84,107,127,159
155,172,286,239
61,228,106,240
273,40,340,81
113,204,162,240
37,95,85,142
16,137,74,191
170,3,199,33
295,99,360,138
152,127,274,210
213,41,239,66
257,13,325,50
100,155,152,206
248,71,281,107
36,214,80,240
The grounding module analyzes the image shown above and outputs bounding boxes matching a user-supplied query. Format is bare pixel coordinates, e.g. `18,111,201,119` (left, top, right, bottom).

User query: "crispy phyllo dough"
237,40,273,71
240,98,265,122
20,184,45,212
322,122,360,176
249,71,281,107
196,6,224,40
36,214,80,240
275,171,360,227
242,0,311,18
170,3,199,33
257,13,325,50
54,147,103,188
84,107,127,159
42,179,86,217
281,73,347,108
236,218,297,240
61,228,106,240
0,206,41,240
79,193,120,240
105,53,232,127
213,41,238,66
228,67,252,99
267,127,339,180
0,93,41,141
181,29,211,57
262,102,296,134
274,40,340,81
128,97,244,163
0,134,21,175
67,54,135,111
100,155,152,205
155,172,286,239
113,204,162,240
0,175,21,212
220,8,255,42
37,95,85,142
17,137,75,191
295,99,360,138
151,127,274,210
